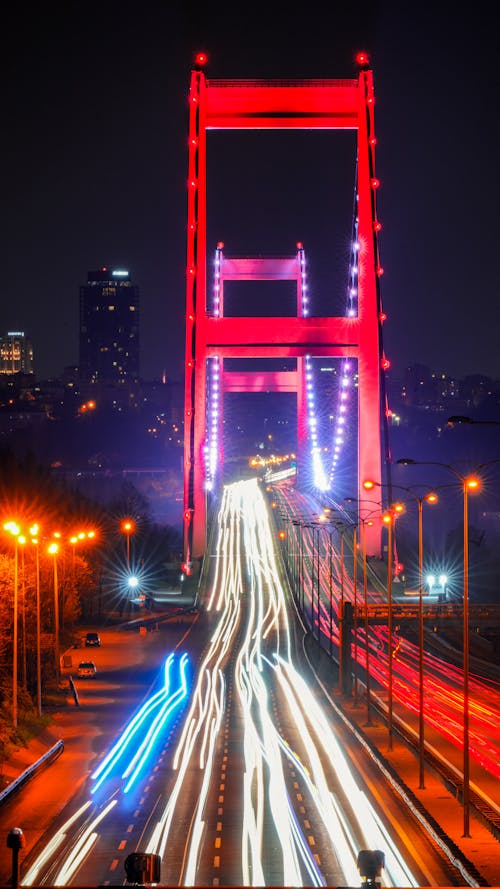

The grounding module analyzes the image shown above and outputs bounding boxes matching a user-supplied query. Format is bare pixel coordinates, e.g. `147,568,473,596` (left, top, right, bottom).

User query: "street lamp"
364,479,438,786
333,515,362,705
30,525,42,718
318,516,351,694
359,516,375,727
128,574,139,609
313,524,321,647
303,523,320,639
18,534,28,690
48,542,60,683
381,509,395,750
338,526,346,693
413,489,438,789
324,523,336,660
3,521,20,728
347,496,393,727
397,457,481,836
69,528,97,595
121,519,135,569
363,499,404,750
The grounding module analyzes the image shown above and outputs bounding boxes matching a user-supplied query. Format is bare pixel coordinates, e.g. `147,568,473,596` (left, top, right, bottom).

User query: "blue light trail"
90,651,190,794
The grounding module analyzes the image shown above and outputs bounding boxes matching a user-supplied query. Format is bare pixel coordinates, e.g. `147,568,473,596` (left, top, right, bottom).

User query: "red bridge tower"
184,55,385,565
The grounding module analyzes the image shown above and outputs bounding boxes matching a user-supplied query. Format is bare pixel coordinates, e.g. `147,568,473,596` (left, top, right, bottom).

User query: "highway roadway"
6,479,482,886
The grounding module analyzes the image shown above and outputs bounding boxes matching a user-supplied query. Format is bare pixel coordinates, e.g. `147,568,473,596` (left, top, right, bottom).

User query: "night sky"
2,1,499,383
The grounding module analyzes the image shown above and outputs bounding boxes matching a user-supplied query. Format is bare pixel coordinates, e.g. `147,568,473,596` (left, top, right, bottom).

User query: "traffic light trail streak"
145,479,418,887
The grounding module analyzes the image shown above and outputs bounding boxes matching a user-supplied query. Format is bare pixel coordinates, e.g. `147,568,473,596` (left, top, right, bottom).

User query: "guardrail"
0,740,64,807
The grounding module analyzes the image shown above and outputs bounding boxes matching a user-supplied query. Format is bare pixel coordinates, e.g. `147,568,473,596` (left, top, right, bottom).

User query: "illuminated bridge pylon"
184,55,385,564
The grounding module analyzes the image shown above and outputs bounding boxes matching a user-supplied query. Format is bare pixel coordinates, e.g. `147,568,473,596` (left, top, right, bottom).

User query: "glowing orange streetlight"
121,519,135,568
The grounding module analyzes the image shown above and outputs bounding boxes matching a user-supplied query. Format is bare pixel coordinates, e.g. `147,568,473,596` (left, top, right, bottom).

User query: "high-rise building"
0,331,34,374
79,267,140,384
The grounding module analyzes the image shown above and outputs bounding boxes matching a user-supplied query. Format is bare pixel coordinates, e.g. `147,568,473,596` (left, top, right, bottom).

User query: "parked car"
77,661,97,678
85,632,101,647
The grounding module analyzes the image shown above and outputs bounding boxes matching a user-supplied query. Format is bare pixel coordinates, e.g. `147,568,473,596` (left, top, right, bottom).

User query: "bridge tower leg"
183,58,385,563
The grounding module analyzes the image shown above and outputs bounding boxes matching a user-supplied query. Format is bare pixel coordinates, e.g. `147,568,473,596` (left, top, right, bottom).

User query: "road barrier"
0,740,64,807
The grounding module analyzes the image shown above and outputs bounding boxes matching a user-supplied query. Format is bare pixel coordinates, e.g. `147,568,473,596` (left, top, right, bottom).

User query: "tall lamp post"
325,525,338,660
48,542,60,683
30,526,42,718
313,524,321,647
338,526,345,692
381,510,394,749
305,523,320,639
397,457,481,837
18,534,27,689
318,512,351,691
323,519,349,694
414,490,438,789
345,498,386,724
352,525,358,707
364,480,438,786
360,516,375,727
3,522,20,728
121,519,135,569
378,502,404,750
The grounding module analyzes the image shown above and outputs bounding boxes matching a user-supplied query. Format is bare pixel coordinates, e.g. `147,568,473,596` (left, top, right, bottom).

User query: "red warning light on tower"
355,52,370,68
195,52,208,67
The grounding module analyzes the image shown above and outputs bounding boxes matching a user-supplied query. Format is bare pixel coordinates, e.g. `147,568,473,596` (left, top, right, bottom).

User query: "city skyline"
2,3,500,382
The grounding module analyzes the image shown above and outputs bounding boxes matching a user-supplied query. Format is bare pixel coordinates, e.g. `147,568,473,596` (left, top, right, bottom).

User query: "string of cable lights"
204,244,224,492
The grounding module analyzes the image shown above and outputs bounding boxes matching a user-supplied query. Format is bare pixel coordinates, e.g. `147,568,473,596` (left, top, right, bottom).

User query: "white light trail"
145,479,420,885
53,799,117,885
20,801,92,886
